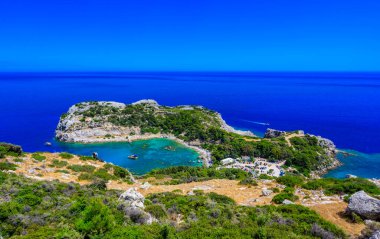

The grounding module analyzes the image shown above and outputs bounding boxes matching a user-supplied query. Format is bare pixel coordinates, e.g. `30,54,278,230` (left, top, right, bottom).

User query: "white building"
221,158,235,165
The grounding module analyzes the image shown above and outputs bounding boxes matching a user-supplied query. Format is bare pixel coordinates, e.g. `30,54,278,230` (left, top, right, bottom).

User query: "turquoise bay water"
324,150,380,179
55,138,201,175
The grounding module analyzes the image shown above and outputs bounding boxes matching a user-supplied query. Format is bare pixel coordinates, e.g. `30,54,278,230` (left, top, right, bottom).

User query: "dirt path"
284,132,305,147
310,203,365,237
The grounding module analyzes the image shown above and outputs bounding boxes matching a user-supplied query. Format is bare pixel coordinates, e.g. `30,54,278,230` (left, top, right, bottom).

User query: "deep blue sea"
0,72,379,178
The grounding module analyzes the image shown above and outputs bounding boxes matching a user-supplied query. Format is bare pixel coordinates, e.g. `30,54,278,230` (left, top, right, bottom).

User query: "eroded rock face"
264,128,286,138
347,191,380,221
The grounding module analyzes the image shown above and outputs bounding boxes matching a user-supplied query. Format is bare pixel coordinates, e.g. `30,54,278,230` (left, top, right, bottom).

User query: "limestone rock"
369,230,380,239
347,191,380,221
262,189,273,196
140,182,151,190
264,128,286,138
282,199,294,205
119,187,145,209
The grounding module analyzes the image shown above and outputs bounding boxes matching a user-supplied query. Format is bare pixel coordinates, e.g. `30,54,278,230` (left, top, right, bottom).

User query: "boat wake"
242,120,270,126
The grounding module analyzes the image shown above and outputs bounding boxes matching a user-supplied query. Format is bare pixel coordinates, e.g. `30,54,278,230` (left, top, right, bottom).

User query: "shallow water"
324,150,380,179
54,138,201,175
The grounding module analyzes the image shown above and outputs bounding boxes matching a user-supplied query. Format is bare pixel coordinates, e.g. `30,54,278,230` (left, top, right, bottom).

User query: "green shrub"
276,175,304,187
147,166,249,184
258,174,274,180
272,192,299,204
94,169,116,180
13,158,24,162
239,177,258,186
68,164,96,173
59,152,74,159
0,162,18,171
88,179,108,190
0,143,23,158
79,156,94,161
302,178,380,195
16,193,42,206
74,199,116,236
103,163,113,170
113,166,129,179
78,173,96,181
32,153,46,162
49,159,68,168
208,192,235,205
56,169,70,174
351,213,364,223
145,204,167,219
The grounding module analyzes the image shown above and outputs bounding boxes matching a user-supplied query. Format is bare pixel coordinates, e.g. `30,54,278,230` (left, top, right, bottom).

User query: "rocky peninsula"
56,99,340,176
56,99,253,166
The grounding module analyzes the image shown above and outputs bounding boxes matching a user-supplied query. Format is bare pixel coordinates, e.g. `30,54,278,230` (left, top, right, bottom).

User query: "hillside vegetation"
57,100,338,175
0,171,346,239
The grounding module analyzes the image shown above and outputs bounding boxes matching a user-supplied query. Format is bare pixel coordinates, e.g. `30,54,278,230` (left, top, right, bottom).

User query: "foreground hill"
2,145,380,238
56,100,339,176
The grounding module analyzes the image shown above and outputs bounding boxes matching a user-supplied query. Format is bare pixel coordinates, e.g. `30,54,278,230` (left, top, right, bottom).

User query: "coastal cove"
53,138,202,175
1,72,379,178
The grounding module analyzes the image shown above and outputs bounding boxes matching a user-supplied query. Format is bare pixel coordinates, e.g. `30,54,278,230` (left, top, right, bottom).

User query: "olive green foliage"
67,164,96,173
276,175,304,187
239,177,258,186
258,174,275,180
56,169,70,174
13,158,24,163
146,191,345,239
49,159,68,168
302,177,380,196
113,165,130,179
0,172,346,238
31,153,46,162
76,165,132,183
79,155,95,161
272,192,299,204
0,162,18,171
59,152,74,159
146,166,249,184
0,143,23,158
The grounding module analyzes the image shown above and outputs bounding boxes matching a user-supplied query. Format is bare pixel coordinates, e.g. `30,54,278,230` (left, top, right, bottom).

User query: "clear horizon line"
1,70,380,74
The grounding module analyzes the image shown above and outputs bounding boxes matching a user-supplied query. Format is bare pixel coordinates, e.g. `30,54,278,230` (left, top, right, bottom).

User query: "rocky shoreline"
55,100,256,168
56,100,342,176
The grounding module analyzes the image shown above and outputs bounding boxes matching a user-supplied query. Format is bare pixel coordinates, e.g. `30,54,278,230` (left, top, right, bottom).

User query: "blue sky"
0,0,379,72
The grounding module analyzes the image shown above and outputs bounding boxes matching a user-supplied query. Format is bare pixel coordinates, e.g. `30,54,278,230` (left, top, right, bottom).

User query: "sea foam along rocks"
346,191,380,221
